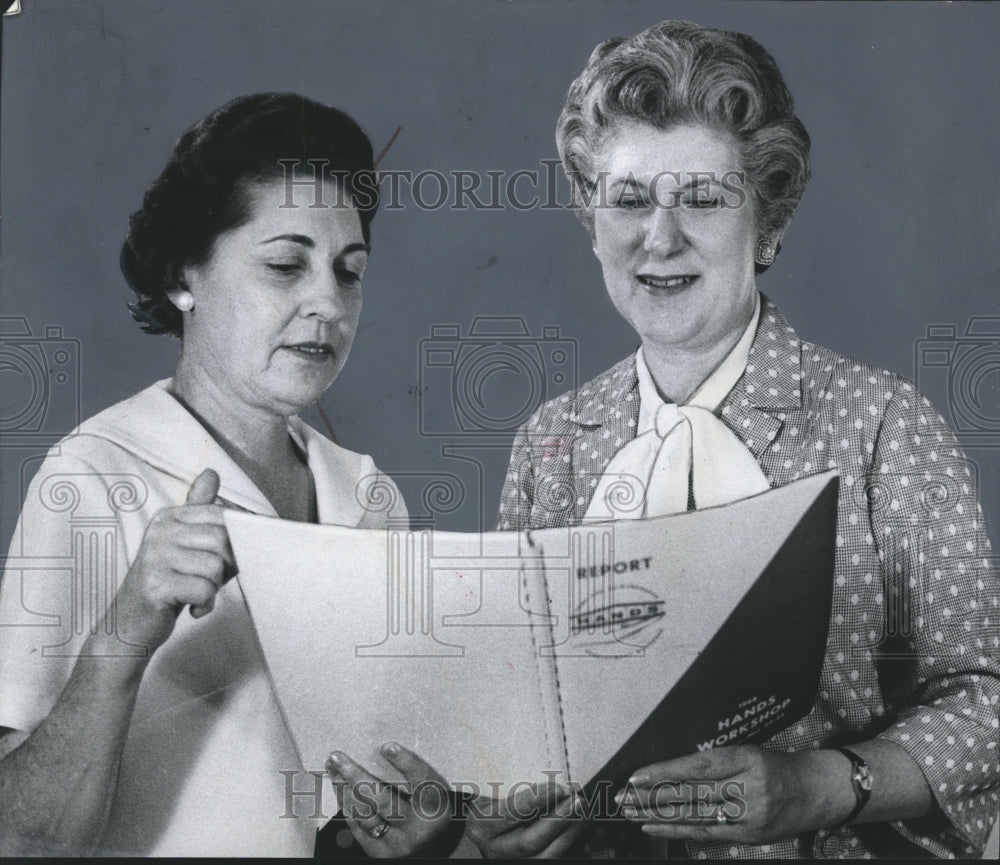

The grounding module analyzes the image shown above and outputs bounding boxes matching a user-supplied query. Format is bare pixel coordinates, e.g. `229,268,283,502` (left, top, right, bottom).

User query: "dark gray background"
2,0,998,550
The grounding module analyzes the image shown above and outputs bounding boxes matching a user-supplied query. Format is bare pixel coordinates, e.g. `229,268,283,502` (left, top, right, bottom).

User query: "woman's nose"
300,270,346,321
642,204,685,257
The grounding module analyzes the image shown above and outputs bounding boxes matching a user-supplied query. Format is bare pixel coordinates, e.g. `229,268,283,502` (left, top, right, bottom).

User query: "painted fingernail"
381,742,400,757
613,791,624,804
327,752,344,768
622,806,638,818
628,773,649,785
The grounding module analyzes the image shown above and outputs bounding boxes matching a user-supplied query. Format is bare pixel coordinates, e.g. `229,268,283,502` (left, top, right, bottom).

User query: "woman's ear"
166,273,195,313
754,236,776,267
754,226,786,268
168,290,195,312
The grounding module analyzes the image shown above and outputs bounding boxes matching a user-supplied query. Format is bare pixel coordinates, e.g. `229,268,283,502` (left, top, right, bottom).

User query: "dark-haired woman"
474,19,999,860
0,93,448,857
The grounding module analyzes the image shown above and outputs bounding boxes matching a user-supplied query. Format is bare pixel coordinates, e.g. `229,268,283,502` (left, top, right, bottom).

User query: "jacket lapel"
720,297,804,481
565,356,640,524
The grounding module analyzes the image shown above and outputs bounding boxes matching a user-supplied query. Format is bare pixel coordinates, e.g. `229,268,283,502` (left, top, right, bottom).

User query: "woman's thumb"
186,468,221,505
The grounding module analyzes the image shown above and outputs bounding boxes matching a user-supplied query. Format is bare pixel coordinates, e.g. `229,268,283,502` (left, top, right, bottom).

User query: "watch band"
832,746,873,828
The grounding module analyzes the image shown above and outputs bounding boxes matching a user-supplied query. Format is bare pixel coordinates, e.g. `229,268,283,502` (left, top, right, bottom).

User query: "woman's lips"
636,274,699,292
282,341,335,361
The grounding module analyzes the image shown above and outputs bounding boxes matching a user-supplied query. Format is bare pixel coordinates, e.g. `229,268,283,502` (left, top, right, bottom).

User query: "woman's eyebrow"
609,171,718,189
258,236,369,256
675,175,722,190
607,174,643,191
338,242,371,257
259,233,314,247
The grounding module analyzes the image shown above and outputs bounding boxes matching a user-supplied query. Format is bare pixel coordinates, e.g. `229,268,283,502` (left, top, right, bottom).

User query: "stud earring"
173,291,195,312
754,236,776,267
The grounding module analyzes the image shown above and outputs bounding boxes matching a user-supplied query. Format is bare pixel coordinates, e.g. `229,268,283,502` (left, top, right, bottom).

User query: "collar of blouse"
75,379,368,526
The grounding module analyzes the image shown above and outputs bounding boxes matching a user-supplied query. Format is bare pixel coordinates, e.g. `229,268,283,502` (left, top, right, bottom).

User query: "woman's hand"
618,745,852,845
326,744,462,858
465,781,585,858
111,469,234,652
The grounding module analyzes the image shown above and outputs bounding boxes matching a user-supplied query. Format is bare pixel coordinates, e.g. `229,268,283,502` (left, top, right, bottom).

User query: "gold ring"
369,821,390,839
715,806,728,825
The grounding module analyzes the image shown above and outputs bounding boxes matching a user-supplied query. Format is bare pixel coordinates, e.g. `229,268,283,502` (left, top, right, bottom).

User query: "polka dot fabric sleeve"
497,418,536,532
870,385,1000,851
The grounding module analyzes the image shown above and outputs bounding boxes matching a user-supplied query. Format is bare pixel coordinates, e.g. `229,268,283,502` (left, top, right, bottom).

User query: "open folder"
225,470,838,793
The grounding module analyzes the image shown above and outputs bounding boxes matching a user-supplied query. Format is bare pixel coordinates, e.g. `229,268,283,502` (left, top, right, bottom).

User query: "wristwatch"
832,746,873,827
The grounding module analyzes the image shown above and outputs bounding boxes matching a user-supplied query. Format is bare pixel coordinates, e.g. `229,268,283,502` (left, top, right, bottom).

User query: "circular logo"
569,583,665,656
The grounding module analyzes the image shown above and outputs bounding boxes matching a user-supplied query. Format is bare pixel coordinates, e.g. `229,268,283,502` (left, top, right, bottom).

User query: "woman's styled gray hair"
556,20,811,265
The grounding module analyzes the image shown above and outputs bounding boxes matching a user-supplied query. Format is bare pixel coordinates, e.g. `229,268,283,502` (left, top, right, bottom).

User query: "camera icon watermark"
0,317,81,447
914,318,1000,446
419,317,578,437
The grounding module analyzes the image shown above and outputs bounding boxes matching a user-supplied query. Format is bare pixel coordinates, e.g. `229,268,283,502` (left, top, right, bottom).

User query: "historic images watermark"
278,158,749,213
279,769,748,823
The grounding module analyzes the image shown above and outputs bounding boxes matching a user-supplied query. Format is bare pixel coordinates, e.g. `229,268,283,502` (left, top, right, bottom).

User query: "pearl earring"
173,291,195,312
754,236,776,267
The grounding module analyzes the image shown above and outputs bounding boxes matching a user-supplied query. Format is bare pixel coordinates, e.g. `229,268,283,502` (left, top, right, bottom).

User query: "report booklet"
225,470,838,793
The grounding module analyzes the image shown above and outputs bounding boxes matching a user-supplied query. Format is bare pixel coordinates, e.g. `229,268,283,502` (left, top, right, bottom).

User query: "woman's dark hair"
557,20,811,269
122,92,379,337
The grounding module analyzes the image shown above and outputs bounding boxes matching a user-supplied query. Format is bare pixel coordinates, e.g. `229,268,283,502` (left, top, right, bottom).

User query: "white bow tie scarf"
584,299,771,522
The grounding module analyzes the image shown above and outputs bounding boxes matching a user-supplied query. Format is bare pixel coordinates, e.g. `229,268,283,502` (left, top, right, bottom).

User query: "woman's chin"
624,305,703,349
254,378,339,417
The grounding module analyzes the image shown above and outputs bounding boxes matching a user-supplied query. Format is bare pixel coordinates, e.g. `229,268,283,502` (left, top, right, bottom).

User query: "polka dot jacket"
497,295,999,858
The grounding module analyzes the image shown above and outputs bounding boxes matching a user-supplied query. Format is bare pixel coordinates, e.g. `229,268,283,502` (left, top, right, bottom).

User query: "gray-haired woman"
472,19,999,859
